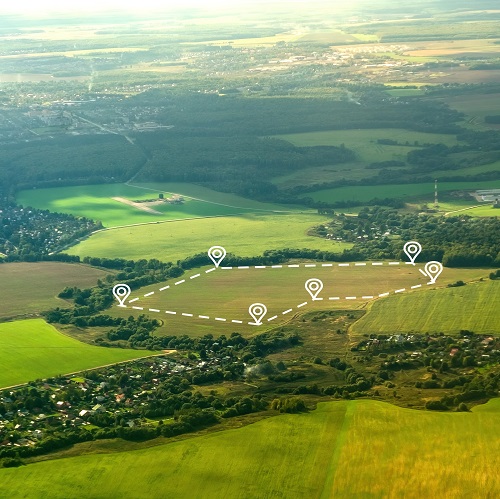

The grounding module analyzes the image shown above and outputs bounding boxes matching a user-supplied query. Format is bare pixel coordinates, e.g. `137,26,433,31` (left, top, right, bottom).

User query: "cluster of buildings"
0,351,234,450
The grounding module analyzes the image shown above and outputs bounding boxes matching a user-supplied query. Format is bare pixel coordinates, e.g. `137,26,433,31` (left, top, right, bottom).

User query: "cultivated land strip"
122,261,435,326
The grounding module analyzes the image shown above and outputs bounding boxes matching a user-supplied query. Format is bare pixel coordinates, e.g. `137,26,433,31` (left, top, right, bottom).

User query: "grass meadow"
130,182,295,210
0,319,154,388
271,161,381,189
444,92,500,121
272,128,460,188
275,128,459,162
0,262,111,319
352,279,500,336
106,263,487,337
0,399,499,498
66,213,351,262
16,183,269,228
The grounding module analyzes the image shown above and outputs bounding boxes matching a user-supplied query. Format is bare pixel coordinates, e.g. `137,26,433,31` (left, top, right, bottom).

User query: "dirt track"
112,197,162,215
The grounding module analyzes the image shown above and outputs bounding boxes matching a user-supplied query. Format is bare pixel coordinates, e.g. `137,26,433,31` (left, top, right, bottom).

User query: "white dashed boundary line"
132,261,416,303
122,260,433,326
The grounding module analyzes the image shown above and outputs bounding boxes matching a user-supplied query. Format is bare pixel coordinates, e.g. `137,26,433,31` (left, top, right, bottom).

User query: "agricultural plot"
303,179,500,203
444,93,500,129
16,184,264,228
66,213,351,262
0,319,153,388
275,128,459,162
403,39,500,58
1,399,499,498
129,182,295,211
272,128,459,188
432,159,500,180
0,262,111,320
271,162,380,189
352,280,500,336
107,263,487,337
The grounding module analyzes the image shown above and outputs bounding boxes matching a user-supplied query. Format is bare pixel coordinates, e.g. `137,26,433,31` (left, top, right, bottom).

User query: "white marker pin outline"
424,261,443,284
113,284,131,307
208,246,227,268
248,303,267,325
403,241,422,265
305,278,324,301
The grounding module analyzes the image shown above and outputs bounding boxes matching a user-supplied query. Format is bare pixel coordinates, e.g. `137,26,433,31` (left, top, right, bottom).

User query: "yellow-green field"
107,264,488,337
275,128,459,162
352,279,500,336
0,262,112,319
66,213,351,262
17,183,279,228
0,319,154,388
1,399,499,498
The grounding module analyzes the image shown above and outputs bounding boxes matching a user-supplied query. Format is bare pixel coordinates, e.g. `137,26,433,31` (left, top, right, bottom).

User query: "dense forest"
1,89,469,199
1,134,145,195
318,207,500,266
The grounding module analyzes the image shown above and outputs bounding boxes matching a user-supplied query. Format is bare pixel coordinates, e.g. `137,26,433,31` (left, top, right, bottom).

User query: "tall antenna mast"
434,179,439,208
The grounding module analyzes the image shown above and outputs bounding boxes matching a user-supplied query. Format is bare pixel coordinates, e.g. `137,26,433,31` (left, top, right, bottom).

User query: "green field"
66,213,351,262
444,93,500,122
131,182,295,210
428,200,500,218
16,183,284,228
0,319,154,387
432,159,500,180
275,128,459,162
271,162,381,189
1,398,499,498
352,279,500,336
271,128,462,188
303,179,500,203
106,264,487,337
0,262,112,319
386,88,426,97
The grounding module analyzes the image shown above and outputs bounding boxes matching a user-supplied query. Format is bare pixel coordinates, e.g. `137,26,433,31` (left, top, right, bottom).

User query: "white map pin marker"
305,278,324,301
113,284,131,307
249,303,267,325
208,246,226,268
404,241,422,265
424,261,443,284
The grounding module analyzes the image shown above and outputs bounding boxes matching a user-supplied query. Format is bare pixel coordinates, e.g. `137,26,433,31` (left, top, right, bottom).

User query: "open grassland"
411,199,500,218
304,179,500,203
275,128,459,162
16,184,268,228
386,88,425,97
66,213,351,262
0,262,111,320
129,182,295,211
0,319,153,388
272,128,460,187
297,30,358,44
352,279,500,336
1,399,499,498
432,159,500,180
444,93,500,124
403,38,500,57
107,264,486,337
271,162,380,189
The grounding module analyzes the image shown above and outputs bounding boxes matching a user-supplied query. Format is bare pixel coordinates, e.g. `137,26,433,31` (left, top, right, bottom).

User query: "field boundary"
127,181,295,213
121,261,435,327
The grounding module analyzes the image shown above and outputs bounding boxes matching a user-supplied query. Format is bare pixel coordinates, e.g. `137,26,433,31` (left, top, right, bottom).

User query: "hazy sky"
1,0,305,15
